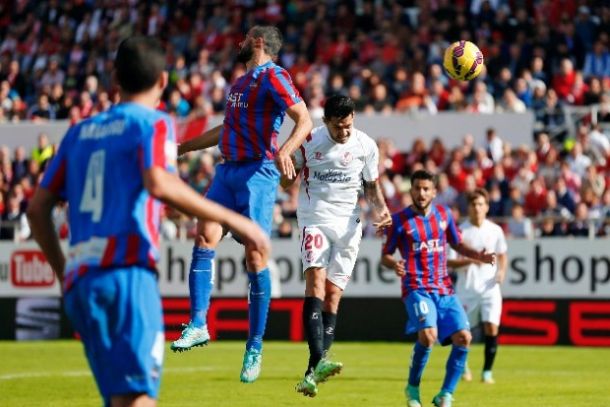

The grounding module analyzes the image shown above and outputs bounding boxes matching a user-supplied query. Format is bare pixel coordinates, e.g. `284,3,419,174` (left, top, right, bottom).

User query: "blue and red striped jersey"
40,102,177,291
382,204,462,297
219,61,302,161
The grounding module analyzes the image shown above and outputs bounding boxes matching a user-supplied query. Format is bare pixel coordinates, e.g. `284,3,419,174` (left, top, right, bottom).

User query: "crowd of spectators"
0,1,609,240
2,1,610,128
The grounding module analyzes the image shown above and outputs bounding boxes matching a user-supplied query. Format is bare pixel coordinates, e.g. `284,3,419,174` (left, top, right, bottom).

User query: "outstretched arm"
381,254,405,277
177,124,222,156
363,179,392,235
276,101,312,179
144,167,270,253
449,241,496,265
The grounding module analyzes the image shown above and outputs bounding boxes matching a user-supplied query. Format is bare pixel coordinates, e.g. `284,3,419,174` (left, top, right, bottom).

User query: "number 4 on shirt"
79,150,105,222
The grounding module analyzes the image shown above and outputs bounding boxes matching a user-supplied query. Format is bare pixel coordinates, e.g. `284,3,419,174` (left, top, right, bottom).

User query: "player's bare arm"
381,254,406,277
363,179,392,234
177,124,222,156
495,252,508,283
144,166,270,254
27,188,66,280
450,241,496,265
279,155,299,189
447,257,482,269
276,101,312,179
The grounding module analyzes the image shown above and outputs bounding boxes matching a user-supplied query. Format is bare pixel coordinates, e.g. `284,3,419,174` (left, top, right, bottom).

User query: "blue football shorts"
404,290,470,345
206,160,280,236
64,266,164,405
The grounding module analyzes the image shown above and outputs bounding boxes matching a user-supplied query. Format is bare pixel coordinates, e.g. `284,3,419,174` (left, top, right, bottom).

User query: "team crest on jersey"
304,250,315,263
314,151,323,160
341,152,353,166
439,220,448,231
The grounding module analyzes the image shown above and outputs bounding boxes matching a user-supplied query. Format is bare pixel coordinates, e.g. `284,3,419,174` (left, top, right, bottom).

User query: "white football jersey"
453,219,508,295
294,125,379,225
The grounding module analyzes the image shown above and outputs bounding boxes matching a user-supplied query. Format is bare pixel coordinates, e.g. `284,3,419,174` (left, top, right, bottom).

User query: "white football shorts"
299,220,362,290
457,285,502,327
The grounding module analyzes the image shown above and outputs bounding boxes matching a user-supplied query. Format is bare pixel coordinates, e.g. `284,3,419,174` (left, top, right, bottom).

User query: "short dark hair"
249,26,283,57
468,188,489,204
115,36,166,94
324,94,355,120
410,169,437,186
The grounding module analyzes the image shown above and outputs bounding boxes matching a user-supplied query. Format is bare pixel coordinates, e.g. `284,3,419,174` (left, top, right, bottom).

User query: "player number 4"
79,150,105,222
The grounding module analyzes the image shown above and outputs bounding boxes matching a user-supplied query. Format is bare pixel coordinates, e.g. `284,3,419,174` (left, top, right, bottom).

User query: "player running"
27,36,269,407
172,25,312,383
381,170,495,407
448,188,507,384
281,95,392,397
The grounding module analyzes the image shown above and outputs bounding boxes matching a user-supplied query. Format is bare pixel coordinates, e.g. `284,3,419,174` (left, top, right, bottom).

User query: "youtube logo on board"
11,251,55,287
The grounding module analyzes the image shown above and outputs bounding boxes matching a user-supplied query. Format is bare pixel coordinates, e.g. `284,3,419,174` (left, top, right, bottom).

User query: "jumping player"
281,95,392,397
172,25,312,383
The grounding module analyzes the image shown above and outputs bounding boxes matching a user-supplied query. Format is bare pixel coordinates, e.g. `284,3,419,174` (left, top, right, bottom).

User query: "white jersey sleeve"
360,134,379,182
495,223,508,254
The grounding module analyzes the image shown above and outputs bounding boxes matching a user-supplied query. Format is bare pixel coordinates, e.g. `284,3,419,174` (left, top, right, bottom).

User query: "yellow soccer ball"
443,40,484,81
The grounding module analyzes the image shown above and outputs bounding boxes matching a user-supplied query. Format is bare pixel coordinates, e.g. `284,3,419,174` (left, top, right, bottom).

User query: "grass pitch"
1,340,609,407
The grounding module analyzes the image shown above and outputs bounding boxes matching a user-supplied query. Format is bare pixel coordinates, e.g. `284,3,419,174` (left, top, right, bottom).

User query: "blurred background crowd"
0,0,609,240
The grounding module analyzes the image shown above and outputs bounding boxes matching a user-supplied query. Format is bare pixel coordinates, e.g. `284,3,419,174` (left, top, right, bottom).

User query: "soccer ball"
443,40,484,81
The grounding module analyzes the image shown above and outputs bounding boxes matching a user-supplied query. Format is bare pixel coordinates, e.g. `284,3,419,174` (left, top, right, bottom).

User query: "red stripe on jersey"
413,216,431,292
428,211,444,294
64,271,75,292
47,159,66,195
126,234,140,264
305,132,312,142
263,96,274,159
152,119,167,168
268,69,298,108
300,145,310,200
147,252,156,269
100,236,117,268
398,211,418,292
147,198,159,248
247,77,262,158
77,265,88,277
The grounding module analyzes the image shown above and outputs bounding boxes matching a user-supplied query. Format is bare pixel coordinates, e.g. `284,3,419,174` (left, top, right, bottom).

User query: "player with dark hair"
381,170,496,407
448,188,507,384
281,94,391,397
172,25,313,383
27,36,269,407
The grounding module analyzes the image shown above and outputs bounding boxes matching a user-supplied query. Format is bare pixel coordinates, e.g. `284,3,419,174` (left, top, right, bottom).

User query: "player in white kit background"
447,188,507,385
281,95,392,397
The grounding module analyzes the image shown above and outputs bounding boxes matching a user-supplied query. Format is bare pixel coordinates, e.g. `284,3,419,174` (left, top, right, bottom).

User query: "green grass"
1,341,609,406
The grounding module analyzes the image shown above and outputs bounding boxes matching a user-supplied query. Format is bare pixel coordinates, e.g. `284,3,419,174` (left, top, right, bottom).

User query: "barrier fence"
0,238,608,345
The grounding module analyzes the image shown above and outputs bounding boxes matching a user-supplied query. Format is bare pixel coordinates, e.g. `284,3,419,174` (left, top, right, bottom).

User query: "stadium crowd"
0,0,610,239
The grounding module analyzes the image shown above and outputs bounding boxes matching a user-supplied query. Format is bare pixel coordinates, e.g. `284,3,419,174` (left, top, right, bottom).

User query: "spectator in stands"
12,146,28,182
539,216,564,237
485,128,503,163
434,173,457,207
567,202,592,237
507,204,534,239
31,133,53,166
27,94,55,121
0,192,29,241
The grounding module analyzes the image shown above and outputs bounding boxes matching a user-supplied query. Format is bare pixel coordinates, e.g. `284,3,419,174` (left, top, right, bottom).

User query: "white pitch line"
0,366,219,381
